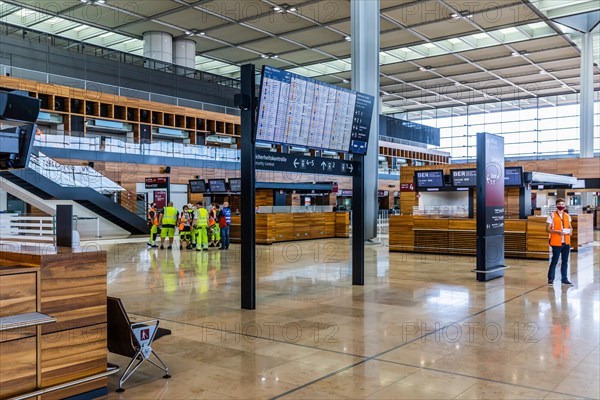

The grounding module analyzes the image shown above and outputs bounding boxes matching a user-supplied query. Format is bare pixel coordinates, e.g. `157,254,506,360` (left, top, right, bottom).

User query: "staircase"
1,153,147,235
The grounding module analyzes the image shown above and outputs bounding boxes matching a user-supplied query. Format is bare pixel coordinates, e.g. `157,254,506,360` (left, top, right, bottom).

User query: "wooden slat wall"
389,215,414,251
389,216,590,260
335,212,350,238
40,252,107,334
0,336,37,399
0,272,36,318
40,323,107,388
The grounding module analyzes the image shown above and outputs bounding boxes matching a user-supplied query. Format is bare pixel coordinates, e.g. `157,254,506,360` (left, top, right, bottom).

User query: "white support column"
580,32,594,158
173,38,196,70
143,31,173,63
351,0,380,240
580,32,595,207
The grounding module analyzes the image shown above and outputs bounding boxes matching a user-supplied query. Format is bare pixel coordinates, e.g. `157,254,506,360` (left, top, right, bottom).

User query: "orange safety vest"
549,211,571,246
148,208,158,226
179,212,190,231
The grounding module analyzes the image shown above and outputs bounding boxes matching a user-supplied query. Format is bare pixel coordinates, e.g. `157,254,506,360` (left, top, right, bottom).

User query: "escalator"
1,162,147,235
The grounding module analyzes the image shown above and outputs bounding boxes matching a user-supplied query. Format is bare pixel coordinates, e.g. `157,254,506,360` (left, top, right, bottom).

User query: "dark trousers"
220,225,230,249
547,244,570,282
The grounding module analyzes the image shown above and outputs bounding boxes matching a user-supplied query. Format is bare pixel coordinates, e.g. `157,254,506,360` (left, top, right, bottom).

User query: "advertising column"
476,133,506,281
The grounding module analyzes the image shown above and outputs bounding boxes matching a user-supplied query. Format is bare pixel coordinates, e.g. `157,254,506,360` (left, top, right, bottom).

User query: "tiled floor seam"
374,357,589,399
128,312,370,359
269,283,549,399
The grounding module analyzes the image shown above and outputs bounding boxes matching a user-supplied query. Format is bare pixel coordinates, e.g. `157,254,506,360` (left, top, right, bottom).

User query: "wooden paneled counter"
0,247,108,400
390,215,593,259
230,212,350,244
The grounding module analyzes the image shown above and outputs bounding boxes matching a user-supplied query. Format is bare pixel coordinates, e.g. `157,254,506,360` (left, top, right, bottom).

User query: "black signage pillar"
239,64,256,310
519,186,531,219
475,133,507,281
352,155,364,285
56,204,73,248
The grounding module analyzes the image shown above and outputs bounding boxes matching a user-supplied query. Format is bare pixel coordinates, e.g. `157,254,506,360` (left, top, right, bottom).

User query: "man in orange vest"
147,202,159,248
546,198,573,286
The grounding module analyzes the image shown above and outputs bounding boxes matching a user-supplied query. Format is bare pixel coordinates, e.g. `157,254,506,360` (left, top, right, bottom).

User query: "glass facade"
398,92,600,163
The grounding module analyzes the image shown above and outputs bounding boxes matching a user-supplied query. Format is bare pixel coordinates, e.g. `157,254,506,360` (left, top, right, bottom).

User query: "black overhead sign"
254,150,356,176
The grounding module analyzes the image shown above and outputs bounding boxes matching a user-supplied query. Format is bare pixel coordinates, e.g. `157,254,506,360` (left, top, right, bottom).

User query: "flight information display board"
229,178,242,192
256,66,374,154
189,179,206,193
505,167,523,186
415,170,444,188
452,169,477,187
208,179,227,192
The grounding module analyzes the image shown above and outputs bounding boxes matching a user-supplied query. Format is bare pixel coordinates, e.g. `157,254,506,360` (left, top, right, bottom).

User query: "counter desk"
0,245,109,400
389,214,594,259
230,212,350,244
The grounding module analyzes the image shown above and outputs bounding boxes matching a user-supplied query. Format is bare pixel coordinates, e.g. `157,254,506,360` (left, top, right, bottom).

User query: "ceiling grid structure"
0,0,598,115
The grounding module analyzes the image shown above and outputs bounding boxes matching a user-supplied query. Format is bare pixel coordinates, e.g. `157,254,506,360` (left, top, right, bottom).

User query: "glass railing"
412,205,469,217
34,132,241,163
29,152,124,194
542,205,583,216
255,206,335,214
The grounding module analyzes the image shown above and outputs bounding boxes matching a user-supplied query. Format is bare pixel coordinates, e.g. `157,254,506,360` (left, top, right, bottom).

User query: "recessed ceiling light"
345,36,351,41
511,52,519,57
342,79,349,83
273,6,281,12
273,4,295,13
454,82,461,86
261,54,268,59
199,32,205,36
539,70,547,74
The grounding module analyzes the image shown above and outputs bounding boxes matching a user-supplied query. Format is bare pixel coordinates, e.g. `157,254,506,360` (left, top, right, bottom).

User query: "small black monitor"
505,167,523,186
208,179,227,193
452,168,477,187
229,178,241,192
415,170,444,188
189,179,206,193
0,124,37,170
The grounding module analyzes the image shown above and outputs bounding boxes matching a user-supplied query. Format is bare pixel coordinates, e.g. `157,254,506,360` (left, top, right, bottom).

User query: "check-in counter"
389,214,593,259
230,212,350,244
0,246,109,400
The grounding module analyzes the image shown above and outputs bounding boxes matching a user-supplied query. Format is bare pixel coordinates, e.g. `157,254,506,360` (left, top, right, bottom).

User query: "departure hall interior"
0,0,599,399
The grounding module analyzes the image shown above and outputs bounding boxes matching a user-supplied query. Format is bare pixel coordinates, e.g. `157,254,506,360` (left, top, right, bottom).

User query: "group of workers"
147,201,231,251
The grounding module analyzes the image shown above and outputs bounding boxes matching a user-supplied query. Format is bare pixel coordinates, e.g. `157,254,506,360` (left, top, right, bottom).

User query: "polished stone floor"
100,233,600,400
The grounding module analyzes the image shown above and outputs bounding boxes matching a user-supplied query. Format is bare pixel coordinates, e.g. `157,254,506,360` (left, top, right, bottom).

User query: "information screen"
452,169,477,187
415,170,444,188
208,179,227,192
256,66,374,154
229,178,242,192
189,179,206,193
505,167,523,186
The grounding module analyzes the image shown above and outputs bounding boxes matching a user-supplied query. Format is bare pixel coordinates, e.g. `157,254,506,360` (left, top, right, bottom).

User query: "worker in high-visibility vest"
178,204,193,250
546,198,573,286
159,201,178,249
147,202,159,248
192,201,209,251
208,203,221,248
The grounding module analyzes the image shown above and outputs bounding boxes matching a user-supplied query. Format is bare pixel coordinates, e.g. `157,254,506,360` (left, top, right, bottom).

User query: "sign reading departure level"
256,66,374,154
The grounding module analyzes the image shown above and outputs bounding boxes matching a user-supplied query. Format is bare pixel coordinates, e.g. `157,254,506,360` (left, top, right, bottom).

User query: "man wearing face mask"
546,198,573,286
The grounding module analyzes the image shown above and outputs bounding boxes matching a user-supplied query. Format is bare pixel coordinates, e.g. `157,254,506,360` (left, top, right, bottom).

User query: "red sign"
332,182,338,193
400,183,415,192
154,191,167,208
145,177,169,189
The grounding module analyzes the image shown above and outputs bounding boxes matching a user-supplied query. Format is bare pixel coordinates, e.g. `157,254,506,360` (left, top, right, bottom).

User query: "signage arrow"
293,158,299,168
348,164,354,173
321,161,327,170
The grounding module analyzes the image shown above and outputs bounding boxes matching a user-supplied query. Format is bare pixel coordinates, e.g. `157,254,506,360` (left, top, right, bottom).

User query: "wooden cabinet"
0,248,108,400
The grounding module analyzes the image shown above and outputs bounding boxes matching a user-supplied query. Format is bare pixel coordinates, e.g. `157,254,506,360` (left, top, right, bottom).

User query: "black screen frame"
208,178,227,193
189,179,206,193
504,166,523,187
451,168,477,187
415,169,445,188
